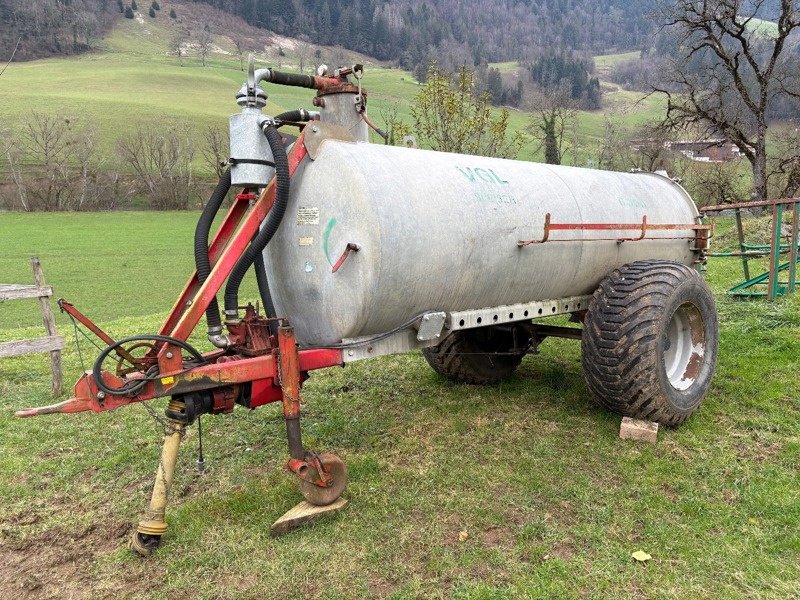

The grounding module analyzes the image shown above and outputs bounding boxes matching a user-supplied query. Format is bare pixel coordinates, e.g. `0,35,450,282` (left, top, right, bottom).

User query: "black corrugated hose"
194,169,231,333
263,69,317,89
224,126,290,318
274,108,313,123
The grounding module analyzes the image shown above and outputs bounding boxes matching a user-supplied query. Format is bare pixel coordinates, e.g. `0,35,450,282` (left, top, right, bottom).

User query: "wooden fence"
0,257,64,395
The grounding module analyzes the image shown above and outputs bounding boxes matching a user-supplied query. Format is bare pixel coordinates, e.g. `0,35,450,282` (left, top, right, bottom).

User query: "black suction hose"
194,169,231,333
254,255,279,336
262,69,317,89
274,108,314,123
224,126,290,318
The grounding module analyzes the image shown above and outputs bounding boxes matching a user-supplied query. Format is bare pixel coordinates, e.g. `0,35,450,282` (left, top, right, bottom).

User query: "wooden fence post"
30,257,63,396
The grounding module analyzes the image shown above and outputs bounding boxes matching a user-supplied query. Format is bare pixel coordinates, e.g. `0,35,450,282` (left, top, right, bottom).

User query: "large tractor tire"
423,326,527,384
581,260,718,426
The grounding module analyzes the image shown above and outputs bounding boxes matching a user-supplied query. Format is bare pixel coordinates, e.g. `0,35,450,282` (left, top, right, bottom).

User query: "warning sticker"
297,207,320,225
299,237,314,246
161,376,175,385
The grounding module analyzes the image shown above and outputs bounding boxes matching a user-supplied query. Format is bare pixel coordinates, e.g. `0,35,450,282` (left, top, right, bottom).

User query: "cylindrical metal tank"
262,140,700,345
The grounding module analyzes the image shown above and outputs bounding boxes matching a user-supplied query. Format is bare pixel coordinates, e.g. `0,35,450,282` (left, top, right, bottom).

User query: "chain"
140,401,172,435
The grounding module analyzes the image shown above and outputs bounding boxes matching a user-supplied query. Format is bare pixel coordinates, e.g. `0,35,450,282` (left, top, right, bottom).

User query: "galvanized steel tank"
262,139,700,345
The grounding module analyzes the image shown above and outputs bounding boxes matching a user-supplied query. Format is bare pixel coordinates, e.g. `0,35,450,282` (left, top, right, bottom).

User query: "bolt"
96,391,105,400
347,350,354,356
186,300,193,306
311,126,319,133
367,346,373,353
166,351,174,359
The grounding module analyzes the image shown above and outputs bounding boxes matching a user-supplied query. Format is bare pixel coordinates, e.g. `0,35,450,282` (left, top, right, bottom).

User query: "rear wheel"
423,325,528,384
581,260,718,426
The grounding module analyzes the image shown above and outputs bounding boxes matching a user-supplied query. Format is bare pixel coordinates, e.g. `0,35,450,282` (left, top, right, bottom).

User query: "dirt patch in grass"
0,518,153,599
543,541,575,562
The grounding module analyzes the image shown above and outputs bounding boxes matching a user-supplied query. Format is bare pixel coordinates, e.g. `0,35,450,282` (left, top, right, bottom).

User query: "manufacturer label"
297,207,320,225
299,236,314,246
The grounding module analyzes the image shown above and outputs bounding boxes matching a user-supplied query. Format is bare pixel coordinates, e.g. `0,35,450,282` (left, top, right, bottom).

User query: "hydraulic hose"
224,126,290,319
254,256,279,337
194,170,231,335
274,108,315,123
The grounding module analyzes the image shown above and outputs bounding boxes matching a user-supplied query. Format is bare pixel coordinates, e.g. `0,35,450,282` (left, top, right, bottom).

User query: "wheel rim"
663,302,705,391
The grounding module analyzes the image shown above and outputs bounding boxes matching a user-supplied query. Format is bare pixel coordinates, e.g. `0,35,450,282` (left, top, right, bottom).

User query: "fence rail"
0,258,63,395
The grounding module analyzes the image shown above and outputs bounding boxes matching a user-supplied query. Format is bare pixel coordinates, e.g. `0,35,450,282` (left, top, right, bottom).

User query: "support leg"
277,325,347,506
130,407,186,557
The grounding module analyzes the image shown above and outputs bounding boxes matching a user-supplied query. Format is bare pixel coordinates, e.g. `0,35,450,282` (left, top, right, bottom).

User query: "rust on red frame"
15,346,344,417
517,213,713,246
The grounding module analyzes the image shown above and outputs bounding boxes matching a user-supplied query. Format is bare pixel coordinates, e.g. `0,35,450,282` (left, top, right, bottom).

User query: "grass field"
1,212,798,599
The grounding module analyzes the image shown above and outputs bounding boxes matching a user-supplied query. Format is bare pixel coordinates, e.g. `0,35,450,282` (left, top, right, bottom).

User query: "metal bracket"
304,121,356,159
447,295,592,331
416,312,446,341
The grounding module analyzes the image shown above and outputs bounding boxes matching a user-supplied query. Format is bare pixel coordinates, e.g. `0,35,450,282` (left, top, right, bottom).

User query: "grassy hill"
0,2,665,181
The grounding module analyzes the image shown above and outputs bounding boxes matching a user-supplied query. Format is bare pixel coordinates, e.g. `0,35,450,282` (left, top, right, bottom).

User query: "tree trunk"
753,126,768,201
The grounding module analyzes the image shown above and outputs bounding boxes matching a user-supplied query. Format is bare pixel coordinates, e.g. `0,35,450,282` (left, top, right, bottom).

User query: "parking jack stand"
131,402,187,556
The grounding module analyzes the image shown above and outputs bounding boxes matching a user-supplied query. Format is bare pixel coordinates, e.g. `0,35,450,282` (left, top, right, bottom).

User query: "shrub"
152,1,160,9
131,0,137,10
124,6,134,18
116,0,124,12
149,7,155,17
169,8,176,18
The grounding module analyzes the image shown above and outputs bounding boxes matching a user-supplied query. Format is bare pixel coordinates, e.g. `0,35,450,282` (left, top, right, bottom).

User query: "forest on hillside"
193,0,656,69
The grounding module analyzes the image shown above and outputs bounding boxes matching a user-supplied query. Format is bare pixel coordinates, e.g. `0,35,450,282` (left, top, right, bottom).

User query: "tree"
411,63,526,158
197,29,213,67
690,162,749,206
768,125,800,197
486,67,503,105
151,1,160,9
529,88,577,165
116,0,124,12
117,127,195,210
169,8,176,18
653,0,800,200
124,6,134,18
170,30,187,66
202,125,229,179
148,7,155,17
233,38,245,71
131,0,137,10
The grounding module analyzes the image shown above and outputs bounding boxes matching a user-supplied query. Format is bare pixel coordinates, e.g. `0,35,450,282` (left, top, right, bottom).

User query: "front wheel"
581,260,718,426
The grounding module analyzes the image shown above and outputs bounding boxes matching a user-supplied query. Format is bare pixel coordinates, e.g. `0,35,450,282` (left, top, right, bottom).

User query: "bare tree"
528,87,577,165
14,113,74,210
117,127,196,210
170,30,188,66
197,28,213,67
233,38,245,71
653,0,800,200
689,161,749,206
202,125,230,179
768,124,800,197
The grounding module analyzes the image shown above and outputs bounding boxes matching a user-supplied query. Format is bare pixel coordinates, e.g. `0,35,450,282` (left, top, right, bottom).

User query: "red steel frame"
17,132,344,418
